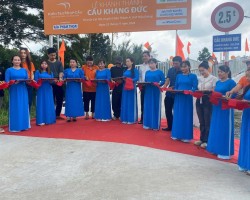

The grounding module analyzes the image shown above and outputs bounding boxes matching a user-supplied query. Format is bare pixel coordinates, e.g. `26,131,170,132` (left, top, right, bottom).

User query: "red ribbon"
55,80,64,87
192,91,204,99
0,82,9,90
209,91,223,105
124,78,134,90
27,80,42,89
82,80,93,87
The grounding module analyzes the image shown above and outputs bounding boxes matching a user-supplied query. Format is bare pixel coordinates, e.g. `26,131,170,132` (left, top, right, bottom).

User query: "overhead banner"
43,0,192,35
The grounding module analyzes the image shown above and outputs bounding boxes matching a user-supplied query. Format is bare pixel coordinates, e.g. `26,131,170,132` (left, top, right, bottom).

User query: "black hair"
86,56,94,61
182,60,191,67
70,58,78,63
218,65,231,79
142,51,150,57
148,58,158,68
11,55,22,67
47,48,56,54
98,59,106,64
149,58,157,64
199,61,209,69
173,56,182,63
39,60,51,74
115,56,123,64
127,57,135,78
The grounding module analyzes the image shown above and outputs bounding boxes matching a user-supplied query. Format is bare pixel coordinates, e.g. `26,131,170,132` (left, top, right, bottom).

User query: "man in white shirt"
138,51,151,124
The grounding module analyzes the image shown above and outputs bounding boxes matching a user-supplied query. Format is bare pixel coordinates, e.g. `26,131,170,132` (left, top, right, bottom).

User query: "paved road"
0,135,249,200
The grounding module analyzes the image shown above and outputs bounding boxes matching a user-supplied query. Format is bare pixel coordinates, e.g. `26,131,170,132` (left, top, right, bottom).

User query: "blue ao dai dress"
172,73,198,140
143,69,165,130
5,67,30,132
238,89,250,170
34,70,56,125
207,79,236,157
95,69,112,121
64,68,84,118
121,68,139,124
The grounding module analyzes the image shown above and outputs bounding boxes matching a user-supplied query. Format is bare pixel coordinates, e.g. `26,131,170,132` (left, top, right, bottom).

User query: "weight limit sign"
211,2,244,32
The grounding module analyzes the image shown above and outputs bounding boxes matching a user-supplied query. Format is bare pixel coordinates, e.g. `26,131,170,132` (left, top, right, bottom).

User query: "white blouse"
198,74,218,90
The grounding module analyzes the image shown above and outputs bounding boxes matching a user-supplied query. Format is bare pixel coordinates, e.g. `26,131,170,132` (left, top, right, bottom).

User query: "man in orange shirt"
19,47,36,109
82,56,99,119
226,59,250,97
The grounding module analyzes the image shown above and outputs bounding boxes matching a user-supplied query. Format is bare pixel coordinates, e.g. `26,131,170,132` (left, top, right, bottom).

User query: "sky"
28,0,250,62
110,0,250,61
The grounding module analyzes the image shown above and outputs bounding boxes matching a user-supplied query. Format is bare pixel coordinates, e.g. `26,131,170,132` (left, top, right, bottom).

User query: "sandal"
66,117,71,122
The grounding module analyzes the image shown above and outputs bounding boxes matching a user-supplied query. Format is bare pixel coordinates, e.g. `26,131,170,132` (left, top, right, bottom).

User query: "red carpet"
1,118,239,164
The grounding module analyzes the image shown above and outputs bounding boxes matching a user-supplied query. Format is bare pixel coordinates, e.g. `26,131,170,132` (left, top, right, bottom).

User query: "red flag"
144,42,152,51
176,34,185,60
144,42,150,49
187,41,191,54
59,39,66,67
245,38,249,52
212,52,216,58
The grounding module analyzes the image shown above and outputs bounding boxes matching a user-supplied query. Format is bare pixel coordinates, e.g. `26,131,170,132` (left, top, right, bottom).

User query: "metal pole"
88,34,92,55
57,35,60,60
111,33,114,58
175,30,178,56
225,32,229,64
49,35,53,47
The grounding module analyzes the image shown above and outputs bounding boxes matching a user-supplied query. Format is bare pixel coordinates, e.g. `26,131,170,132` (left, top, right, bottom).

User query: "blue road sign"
213,34,241,52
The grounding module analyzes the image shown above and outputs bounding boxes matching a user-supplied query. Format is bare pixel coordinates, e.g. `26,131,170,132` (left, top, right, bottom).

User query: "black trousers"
26,85,33,110
196,96,213,143
52,84,64,117
164,95,175,130
140,86,145,122
83,92,96,113
112,86,122,118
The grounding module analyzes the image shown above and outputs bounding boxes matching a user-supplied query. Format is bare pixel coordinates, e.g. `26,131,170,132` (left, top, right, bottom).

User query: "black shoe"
66,118,71,122
138,121,143,124
162,127,171,131
73,118,77,122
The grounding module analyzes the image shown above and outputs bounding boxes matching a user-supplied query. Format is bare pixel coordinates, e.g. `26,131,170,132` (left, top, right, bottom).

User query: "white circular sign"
211,2,244,32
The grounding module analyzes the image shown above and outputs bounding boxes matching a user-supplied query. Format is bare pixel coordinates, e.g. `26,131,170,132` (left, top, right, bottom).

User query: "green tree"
0,45,18,69
89,34,112,63
112,40,144,65
0,0,44,46
197,47,211,61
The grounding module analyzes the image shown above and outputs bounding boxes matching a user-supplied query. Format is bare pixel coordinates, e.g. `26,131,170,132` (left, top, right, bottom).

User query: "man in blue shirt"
162,56,182,131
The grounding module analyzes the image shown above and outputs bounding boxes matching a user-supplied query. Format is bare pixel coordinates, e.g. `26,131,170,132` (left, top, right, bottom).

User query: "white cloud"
115,0,250,61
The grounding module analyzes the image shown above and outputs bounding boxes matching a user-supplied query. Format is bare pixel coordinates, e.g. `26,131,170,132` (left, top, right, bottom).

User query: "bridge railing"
136,57,247,78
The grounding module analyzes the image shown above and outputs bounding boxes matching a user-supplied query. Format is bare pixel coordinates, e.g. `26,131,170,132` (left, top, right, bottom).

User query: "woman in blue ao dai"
143,58,165,130
5,55,30,132
64,58,84,122
121,57,139,124
207,65,236,160
238,76,250,175
95,59,112,121
171,61,198,142
35,60,56,126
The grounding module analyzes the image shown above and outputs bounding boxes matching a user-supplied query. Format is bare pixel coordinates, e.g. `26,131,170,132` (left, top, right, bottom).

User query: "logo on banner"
57,2,71,9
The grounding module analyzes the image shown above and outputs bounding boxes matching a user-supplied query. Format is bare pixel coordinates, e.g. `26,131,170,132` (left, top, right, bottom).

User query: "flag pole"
175,30,178,56
57,35,60,61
